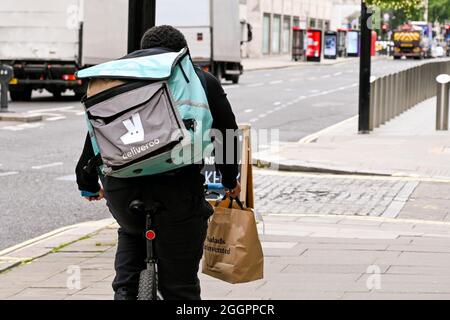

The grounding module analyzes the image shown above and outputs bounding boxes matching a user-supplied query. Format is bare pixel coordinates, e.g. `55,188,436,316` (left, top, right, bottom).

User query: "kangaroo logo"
120,113,145,145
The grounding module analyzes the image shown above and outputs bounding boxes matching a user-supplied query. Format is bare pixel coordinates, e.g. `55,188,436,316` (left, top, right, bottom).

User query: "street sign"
0,64,13,112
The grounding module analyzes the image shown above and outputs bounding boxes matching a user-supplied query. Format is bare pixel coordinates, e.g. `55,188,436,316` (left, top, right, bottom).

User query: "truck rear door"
0,0,81,62
156,0,212,63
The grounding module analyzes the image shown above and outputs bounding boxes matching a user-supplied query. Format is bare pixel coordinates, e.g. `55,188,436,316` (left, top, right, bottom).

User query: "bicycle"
128,199,163,300
128,183,225,300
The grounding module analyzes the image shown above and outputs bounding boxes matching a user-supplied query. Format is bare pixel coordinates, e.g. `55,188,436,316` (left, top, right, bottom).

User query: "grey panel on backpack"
89,82,185,168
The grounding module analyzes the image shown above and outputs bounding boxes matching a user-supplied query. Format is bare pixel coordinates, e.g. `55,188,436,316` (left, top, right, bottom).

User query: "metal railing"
369,60,450,130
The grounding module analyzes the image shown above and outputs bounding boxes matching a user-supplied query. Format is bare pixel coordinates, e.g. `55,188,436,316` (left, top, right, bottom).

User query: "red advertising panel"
306,29,322,62
371,31,377,56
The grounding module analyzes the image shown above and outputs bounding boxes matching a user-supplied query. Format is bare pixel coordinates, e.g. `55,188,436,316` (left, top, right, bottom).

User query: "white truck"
1,0,248,101
0,0,129,101
156,0,247,84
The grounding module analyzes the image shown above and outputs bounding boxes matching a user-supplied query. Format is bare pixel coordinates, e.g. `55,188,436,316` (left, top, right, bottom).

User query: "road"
0,57,442,250
226,57,444,141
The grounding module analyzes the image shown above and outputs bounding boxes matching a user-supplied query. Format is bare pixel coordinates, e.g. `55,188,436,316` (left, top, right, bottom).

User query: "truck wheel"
52,91,62,99
394,56,401,60
231,75,240,84
215,66,222,83
10,88,32,102
74,82,88,100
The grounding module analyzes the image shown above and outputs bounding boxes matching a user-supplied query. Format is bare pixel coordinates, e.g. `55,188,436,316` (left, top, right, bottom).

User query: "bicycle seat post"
129,200,157,265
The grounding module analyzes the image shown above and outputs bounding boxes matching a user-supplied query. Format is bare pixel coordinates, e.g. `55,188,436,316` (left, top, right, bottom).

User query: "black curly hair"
140,25,188,51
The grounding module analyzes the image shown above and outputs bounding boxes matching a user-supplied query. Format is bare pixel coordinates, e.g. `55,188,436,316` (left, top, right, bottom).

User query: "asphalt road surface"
0,57,444,250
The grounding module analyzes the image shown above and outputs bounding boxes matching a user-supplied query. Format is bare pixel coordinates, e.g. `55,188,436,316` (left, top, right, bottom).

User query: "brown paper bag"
202,197,264,284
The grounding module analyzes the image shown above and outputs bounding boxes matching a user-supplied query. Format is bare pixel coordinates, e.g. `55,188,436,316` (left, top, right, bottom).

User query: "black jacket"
75,49,239,193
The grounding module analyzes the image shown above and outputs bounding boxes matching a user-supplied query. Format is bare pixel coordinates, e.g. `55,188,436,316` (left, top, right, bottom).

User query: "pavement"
3,213,450,300
242,54,361,71
254,97,450,181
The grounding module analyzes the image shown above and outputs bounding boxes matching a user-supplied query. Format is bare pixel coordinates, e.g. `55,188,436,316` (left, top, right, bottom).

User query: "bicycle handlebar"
204,183,224,191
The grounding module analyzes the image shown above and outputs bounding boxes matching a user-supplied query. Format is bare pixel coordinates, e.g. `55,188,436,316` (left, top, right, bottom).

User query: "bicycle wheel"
138,265,157,300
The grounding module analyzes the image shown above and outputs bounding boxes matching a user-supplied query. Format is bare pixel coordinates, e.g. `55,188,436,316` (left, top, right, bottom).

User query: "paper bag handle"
227,196,245,210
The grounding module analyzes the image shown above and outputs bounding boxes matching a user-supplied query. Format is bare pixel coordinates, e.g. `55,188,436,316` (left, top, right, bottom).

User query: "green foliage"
429,0,450,22
366,0,423,16
367,0,450,22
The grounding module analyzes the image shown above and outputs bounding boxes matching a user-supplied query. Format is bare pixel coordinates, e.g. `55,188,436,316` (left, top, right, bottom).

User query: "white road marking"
224,85,240,90
298,115,358,144
54,106,78,112
284,88,293,92
2,123,43,131
27,107,74,114
55,174,76,181
249,118,259,123
244,109,254,113
273,102,282,106
247,83,263,88
259,114,267,118
76,112,85,116
309,90,320,93
321,74,331,79
269,80,283,85
333,72,343,76
32,162,63,170
45,116,67,122
0,171,19,177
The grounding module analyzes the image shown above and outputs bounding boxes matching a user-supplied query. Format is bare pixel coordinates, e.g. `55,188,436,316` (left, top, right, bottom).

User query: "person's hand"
84,188,104,202
227,181,241,199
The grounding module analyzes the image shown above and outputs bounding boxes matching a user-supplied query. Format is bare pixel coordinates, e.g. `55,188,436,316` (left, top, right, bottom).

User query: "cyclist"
75,25,240,300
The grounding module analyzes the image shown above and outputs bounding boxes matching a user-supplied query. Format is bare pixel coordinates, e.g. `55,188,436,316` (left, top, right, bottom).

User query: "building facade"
240,0,359,58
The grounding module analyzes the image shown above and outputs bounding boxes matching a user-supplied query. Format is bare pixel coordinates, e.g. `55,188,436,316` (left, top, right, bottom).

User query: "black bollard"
0,64,13,112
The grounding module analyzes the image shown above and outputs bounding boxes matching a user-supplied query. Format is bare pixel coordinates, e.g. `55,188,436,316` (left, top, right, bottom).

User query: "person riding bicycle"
75,25,240,300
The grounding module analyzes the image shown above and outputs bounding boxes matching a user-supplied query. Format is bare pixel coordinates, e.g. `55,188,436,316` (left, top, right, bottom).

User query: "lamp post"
128,0,156,53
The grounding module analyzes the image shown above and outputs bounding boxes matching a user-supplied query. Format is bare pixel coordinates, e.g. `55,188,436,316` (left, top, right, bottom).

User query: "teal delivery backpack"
76,47,214,178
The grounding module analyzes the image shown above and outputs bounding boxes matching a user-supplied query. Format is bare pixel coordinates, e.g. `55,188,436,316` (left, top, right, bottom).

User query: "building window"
309,18,316,28
317,19,324,30
272,15,281,54
282,16,291,54
293,17,300,28
262,13,270,55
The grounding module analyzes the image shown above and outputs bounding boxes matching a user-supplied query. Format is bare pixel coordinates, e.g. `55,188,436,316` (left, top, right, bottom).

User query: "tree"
429,0,450,23
366,0,423,14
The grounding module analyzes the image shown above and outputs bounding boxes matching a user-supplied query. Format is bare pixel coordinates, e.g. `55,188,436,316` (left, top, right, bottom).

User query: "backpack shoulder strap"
194,66,208,96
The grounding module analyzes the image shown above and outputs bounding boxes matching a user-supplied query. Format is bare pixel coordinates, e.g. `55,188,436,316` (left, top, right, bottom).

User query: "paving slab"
2,215,450,300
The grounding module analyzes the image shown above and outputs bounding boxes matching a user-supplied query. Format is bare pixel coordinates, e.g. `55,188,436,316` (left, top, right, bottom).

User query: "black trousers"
101,166,214,300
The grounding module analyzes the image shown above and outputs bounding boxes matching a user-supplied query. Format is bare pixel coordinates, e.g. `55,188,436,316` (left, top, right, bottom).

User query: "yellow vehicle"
393,30,425,59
